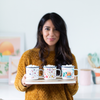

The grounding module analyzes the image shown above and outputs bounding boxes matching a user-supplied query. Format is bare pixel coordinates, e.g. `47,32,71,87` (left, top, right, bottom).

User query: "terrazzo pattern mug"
26,65,43,80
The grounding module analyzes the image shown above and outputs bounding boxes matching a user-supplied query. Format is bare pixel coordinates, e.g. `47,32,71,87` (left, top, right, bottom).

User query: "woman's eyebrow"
44,26,50,28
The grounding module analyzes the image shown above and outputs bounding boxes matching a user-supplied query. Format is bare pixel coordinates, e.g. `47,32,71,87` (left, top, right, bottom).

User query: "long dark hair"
35,12,73,69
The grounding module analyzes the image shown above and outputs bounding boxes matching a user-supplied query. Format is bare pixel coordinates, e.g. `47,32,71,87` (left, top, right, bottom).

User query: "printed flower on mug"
46,75,48,78
44,72,46,75
51,71,53,73
51,75,54,78
49,69,51,71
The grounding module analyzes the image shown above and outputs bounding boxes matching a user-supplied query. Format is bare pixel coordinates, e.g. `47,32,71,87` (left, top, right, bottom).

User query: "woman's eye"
54,29,57,31
45,28,50,30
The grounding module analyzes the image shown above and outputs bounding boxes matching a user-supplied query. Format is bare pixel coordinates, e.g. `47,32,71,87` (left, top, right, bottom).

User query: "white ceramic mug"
26,65,43,80
61,65,78,79
43,65,61,79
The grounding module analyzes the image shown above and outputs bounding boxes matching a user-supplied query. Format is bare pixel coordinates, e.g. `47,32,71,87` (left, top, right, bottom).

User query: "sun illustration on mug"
63,72,72,78
67,72,71,76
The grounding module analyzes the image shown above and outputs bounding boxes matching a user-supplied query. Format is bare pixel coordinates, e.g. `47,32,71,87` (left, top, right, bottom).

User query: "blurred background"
0,0,100,100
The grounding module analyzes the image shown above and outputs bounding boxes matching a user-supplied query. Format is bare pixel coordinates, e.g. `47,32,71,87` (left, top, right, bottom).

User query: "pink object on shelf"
80,69,91,85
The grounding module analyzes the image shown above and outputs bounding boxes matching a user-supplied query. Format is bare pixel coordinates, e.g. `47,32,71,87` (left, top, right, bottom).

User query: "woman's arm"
14,51,30,91
64,54,79,96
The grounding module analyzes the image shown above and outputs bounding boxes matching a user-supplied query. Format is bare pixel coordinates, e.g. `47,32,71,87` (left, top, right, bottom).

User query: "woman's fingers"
22,74,32,87
23,74,26,78
22,74,27,86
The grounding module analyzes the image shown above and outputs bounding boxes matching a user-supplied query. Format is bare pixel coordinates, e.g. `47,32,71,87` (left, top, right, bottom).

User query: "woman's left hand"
69,76,78,86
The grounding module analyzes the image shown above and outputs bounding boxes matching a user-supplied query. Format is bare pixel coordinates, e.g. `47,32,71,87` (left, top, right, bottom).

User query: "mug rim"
26,66,39,68
43,65,56,68
62,67,74,68
61,65,75,68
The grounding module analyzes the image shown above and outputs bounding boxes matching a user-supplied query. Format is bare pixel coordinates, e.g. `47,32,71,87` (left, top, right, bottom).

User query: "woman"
14,12,78,100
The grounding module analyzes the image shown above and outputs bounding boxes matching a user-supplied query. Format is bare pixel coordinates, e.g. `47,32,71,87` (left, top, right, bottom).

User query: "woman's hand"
69,76,78,86
21,74,32,87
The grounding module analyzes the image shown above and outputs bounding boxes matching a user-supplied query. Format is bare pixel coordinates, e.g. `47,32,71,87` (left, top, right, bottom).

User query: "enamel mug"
80,69,91,85
61,65,78,79
26,65,43,80
43,65,61,79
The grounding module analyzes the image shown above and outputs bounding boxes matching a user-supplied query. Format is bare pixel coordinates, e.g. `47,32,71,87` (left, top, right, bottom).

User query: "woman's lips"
48,38,55,41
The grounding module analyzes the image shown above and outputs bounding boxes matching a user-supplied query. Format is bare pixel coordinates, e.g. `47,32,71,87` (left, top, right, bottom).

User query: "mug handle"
39,69,44,78
56,69,61,77
74,69,78,77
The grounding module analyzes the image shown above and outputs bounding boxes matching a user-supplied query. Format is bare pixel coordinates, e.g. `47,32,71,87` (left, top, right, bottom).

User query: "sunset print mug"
26,65,43,80
43,65,61,79
61,65,78,79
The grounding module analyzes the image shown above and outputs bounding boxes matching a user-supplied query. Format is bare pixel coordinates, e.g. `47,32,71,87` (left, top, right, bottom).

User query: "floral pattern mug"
43,65,61,79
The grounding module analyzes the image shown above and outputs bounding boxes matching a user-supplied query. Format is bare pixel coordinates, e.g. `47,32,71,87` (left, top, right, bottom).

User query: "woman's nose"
49,30,54,37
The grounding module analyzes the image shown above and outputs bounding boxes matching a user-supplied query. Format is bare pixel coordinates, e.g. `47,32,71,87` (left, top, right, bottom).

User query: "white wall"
0,0,100,69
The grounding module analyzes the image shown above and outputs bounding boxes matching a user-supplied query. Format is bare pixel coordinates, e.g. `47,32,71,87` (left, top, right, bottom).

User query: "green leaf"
0,53,2,57
16,49,20,55
63,72,67,77
0,70,2,74
4,62,9,72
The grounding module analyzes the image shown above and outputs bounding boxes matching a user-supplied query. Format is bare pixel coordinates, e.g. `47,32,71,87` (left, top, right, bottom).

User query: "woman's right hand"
21,74,32,87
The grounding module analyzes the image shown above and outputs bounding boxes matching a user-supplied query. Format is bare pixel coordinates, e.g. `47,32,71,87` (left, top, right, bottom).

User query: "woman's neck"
49,45,55,51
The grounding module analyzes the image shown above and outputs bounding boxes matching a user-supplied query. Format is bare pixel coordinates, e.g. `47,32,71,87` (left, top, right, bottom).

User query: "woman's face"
42,19,60,50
